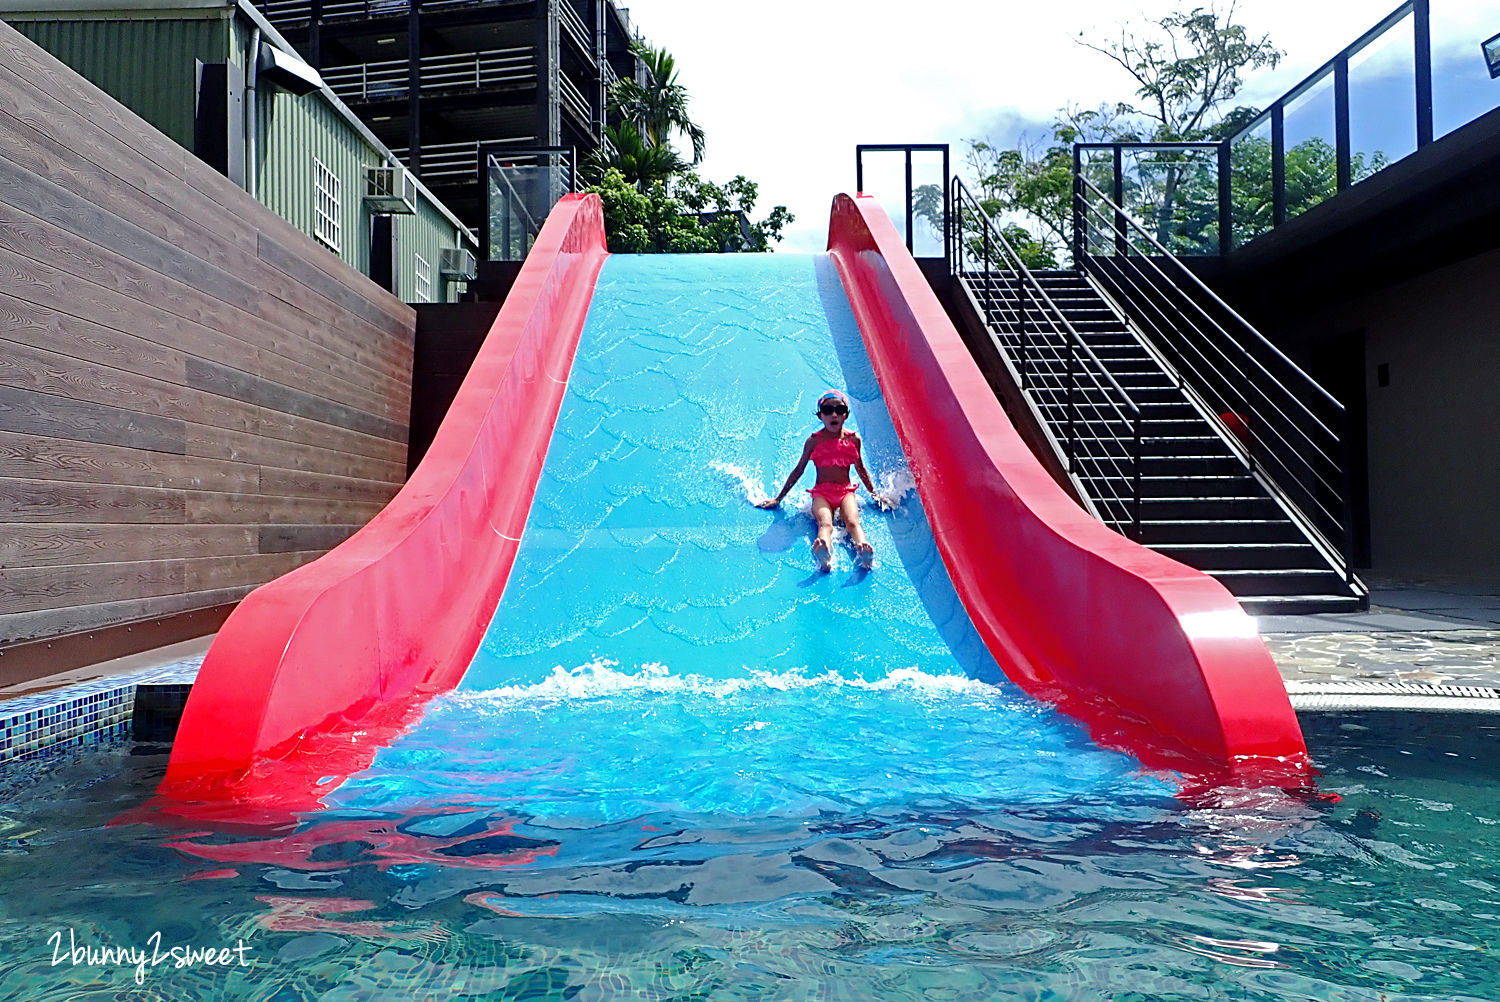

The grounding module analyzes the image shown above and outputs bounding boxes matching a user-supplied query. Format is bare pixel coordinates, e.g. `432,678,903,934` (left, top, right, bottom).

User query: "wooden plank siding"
0,20,414,659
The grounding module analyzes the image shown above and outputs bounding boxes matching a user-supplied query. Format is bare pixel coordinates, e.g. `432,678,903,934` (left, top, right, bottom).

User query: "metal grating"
1287,679,1500,714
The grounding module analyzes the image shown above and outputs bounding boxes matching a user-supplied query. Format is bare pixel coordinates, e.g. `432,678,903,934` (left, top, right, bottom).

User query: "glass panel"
1348,11,1416,184
1078,150,1115,258
858,152,910,247
1281,68,1339,221
1430,0,1500,139
909,153,947,259
1121,147,1219,255
487,152,570,261
1229,115,1274,248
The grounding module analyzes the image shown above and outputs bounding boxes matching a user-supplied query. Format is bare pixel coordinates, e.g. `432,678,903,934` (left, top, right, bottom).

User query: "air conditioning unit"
364,165,416,214
439,247,477,281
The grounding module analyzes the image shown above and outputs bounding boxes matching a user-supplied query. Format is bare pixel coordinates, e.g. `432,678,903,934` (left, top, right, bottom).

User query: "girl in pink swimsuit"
757,389,880,569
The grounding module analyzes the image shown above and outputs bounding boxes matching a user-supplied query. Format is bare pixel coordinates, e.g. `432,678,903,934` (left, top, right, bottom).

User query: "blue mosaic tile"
0,656,203,765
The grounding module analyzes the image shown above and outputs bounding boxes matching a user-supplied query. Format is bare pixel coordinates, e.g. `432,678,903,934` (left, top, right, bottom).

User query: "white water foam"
709,460,770,506
711,460,915,514
448,659,1010,712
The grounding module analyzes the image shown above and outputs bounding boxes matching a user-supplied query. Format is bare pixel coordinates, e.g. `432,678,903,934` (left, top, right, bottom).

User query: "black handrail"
950,176,1145,538
1071,174,1358,585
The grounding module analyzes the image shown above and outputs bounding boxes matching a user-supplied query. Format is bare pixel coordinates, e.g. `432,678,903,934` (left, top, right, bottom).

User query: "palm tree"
581,122,688,190
609,41,706,164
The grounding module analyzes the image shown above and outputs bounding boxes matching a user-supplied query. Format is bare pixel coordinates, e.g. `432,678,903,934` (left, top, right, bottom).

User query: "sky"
613,0,1500,252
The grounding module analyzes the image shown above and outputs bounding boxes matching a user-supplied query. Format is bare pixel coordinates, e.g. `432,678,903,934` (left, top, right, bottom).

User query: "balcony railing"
395,138,540,183
557,0,594,60
557,71,593,130
323,46,535,102
1070,0,1500,256
262,0,555,26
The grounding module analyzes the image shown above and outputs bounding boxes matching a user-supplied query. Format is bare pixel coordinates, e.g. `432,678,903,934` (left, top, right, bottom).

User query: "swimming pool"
2,256,1493,999
0,711,1494,998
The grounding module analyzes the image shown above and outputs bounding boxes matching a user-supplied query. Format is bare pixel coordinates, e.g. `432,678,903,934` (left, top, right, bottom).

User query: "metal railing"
1072,0,1500,255
396,139,511,182
1072,174,1357,582
322,47,535,103
557,0,594,57
260,0,534,24
558,72,593,130
952,177,1145,535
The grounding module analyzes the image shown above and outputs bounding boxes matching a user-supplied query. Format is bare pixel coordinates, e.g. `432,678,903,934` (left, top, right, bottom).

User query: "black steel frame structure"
1071,176,1360,587
855,144,951,259
256,0,642,233
1069,0,1473,257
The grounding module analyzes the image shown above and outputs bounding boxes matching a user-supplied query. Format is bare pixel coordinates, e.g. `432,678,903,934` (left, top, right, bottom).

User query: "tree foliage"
1078,3,1281,142
969,3,1288,262
609,41,707,164
590,168,791,254
581,41,791,253
584,122,688,190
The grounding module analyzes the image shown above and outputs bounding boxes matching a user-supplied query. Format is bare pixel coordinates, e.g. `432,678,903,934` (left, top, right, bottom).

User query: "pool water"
1,254,1496,999
0,714,1496,999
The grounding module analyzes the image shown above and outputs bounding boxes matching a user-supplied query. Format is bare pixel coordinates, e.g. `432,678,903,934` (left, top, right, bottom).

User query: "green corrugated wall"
7,11,474,304
256,86,370,273
7,14,230,149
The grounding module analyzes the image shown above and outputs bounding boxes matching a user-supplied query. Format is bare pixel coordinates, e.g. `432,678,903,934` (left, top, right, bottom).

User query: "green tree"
609,41,707,164
582,121,687,190
971,3,1282,257
580,41,789,253
587,168,793,254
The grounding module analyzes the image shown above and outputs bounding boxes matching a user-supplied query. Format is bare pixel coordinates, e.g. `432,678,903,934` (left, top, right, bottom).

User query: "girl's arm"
757,436,815,508
853,436,891,507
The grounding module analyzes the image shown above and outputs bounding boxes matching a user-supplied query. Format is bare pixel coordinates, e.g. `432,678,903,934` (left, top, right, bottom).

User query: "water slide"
158,193,1309,816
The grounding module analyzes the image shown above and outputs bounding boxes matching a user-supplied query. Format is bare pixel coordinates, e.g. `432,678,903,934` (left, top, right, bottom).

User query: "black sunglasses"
818,405,849,416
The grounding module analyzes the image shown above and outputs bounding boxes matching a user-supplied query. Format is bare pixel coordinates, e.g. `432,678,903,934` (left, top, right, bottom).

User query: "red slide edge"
827,193,1310,788
158,194,608,813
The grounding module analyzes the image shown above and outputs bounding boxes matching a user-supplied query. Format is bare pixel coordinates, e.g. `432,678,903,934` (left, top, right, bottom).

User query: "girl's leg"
840,495,874,562
810,497,835,567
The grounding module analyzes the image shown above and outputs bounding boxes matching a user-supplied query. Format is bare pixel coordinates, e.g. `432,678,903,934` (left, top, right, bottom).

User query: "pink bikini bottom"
809,481,856,505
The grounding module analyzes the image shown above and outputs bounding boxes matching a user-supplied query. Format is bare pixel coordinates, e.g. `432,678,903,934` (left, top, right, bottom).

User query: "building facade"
2,0,481,303
256,0,643,233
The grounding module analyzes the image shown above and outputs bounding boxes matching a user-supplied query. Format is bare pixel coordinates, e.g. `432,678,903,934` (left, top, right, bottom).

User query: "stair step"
1137,519,1306,543
1203,568,1348,596
1150,542,1323,570
1136,497,1285,520
1117,475,1259,498
1239,594,1365,615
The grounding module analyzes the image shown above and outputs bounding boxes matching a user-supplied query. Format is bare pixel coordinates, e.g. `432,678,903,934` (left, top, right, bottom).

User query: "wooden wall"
0,21,414,680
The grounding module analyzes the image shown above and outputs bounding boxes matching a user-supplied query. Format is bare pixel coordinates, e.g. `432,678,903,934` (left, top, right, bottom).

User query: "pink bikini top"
810,432,858,467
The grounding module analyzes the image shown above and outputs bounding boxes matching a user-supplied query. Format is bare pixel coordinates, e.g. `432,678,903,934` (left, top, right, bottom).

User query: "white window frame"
414,252,432,303
313,157,342,253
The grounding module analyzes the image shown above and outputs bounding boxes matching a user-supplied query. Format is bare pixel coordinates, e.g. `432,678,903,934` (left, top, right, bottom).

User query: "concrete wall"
1262,245,1500,580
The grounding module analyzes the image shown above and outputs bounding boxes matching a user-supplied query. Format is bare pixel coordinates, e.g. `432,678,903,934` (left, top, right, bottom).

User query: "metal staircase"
949,178,1367,615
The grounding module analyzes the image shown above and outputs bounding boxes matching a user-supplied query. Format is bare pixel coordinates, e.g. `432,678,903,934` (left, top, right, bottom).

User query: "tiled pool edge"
1,648,1495,768
0,658,202,764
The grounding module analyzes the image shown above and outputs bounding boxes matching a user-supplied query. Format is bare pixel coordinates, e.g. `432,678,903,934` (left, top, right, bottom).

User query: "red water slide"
828,193,1310,786
158,195,608,810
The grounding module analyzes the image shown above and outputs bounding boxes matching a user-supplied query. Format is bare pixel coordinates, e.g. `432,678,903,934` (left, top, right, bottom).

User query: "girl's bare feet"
855,540,874,568
812,537,833,572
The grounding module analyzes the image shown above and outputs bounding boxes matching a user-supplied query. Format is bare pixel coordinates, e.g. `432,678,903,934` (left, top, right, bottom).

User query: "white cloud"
617,0,1492,252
